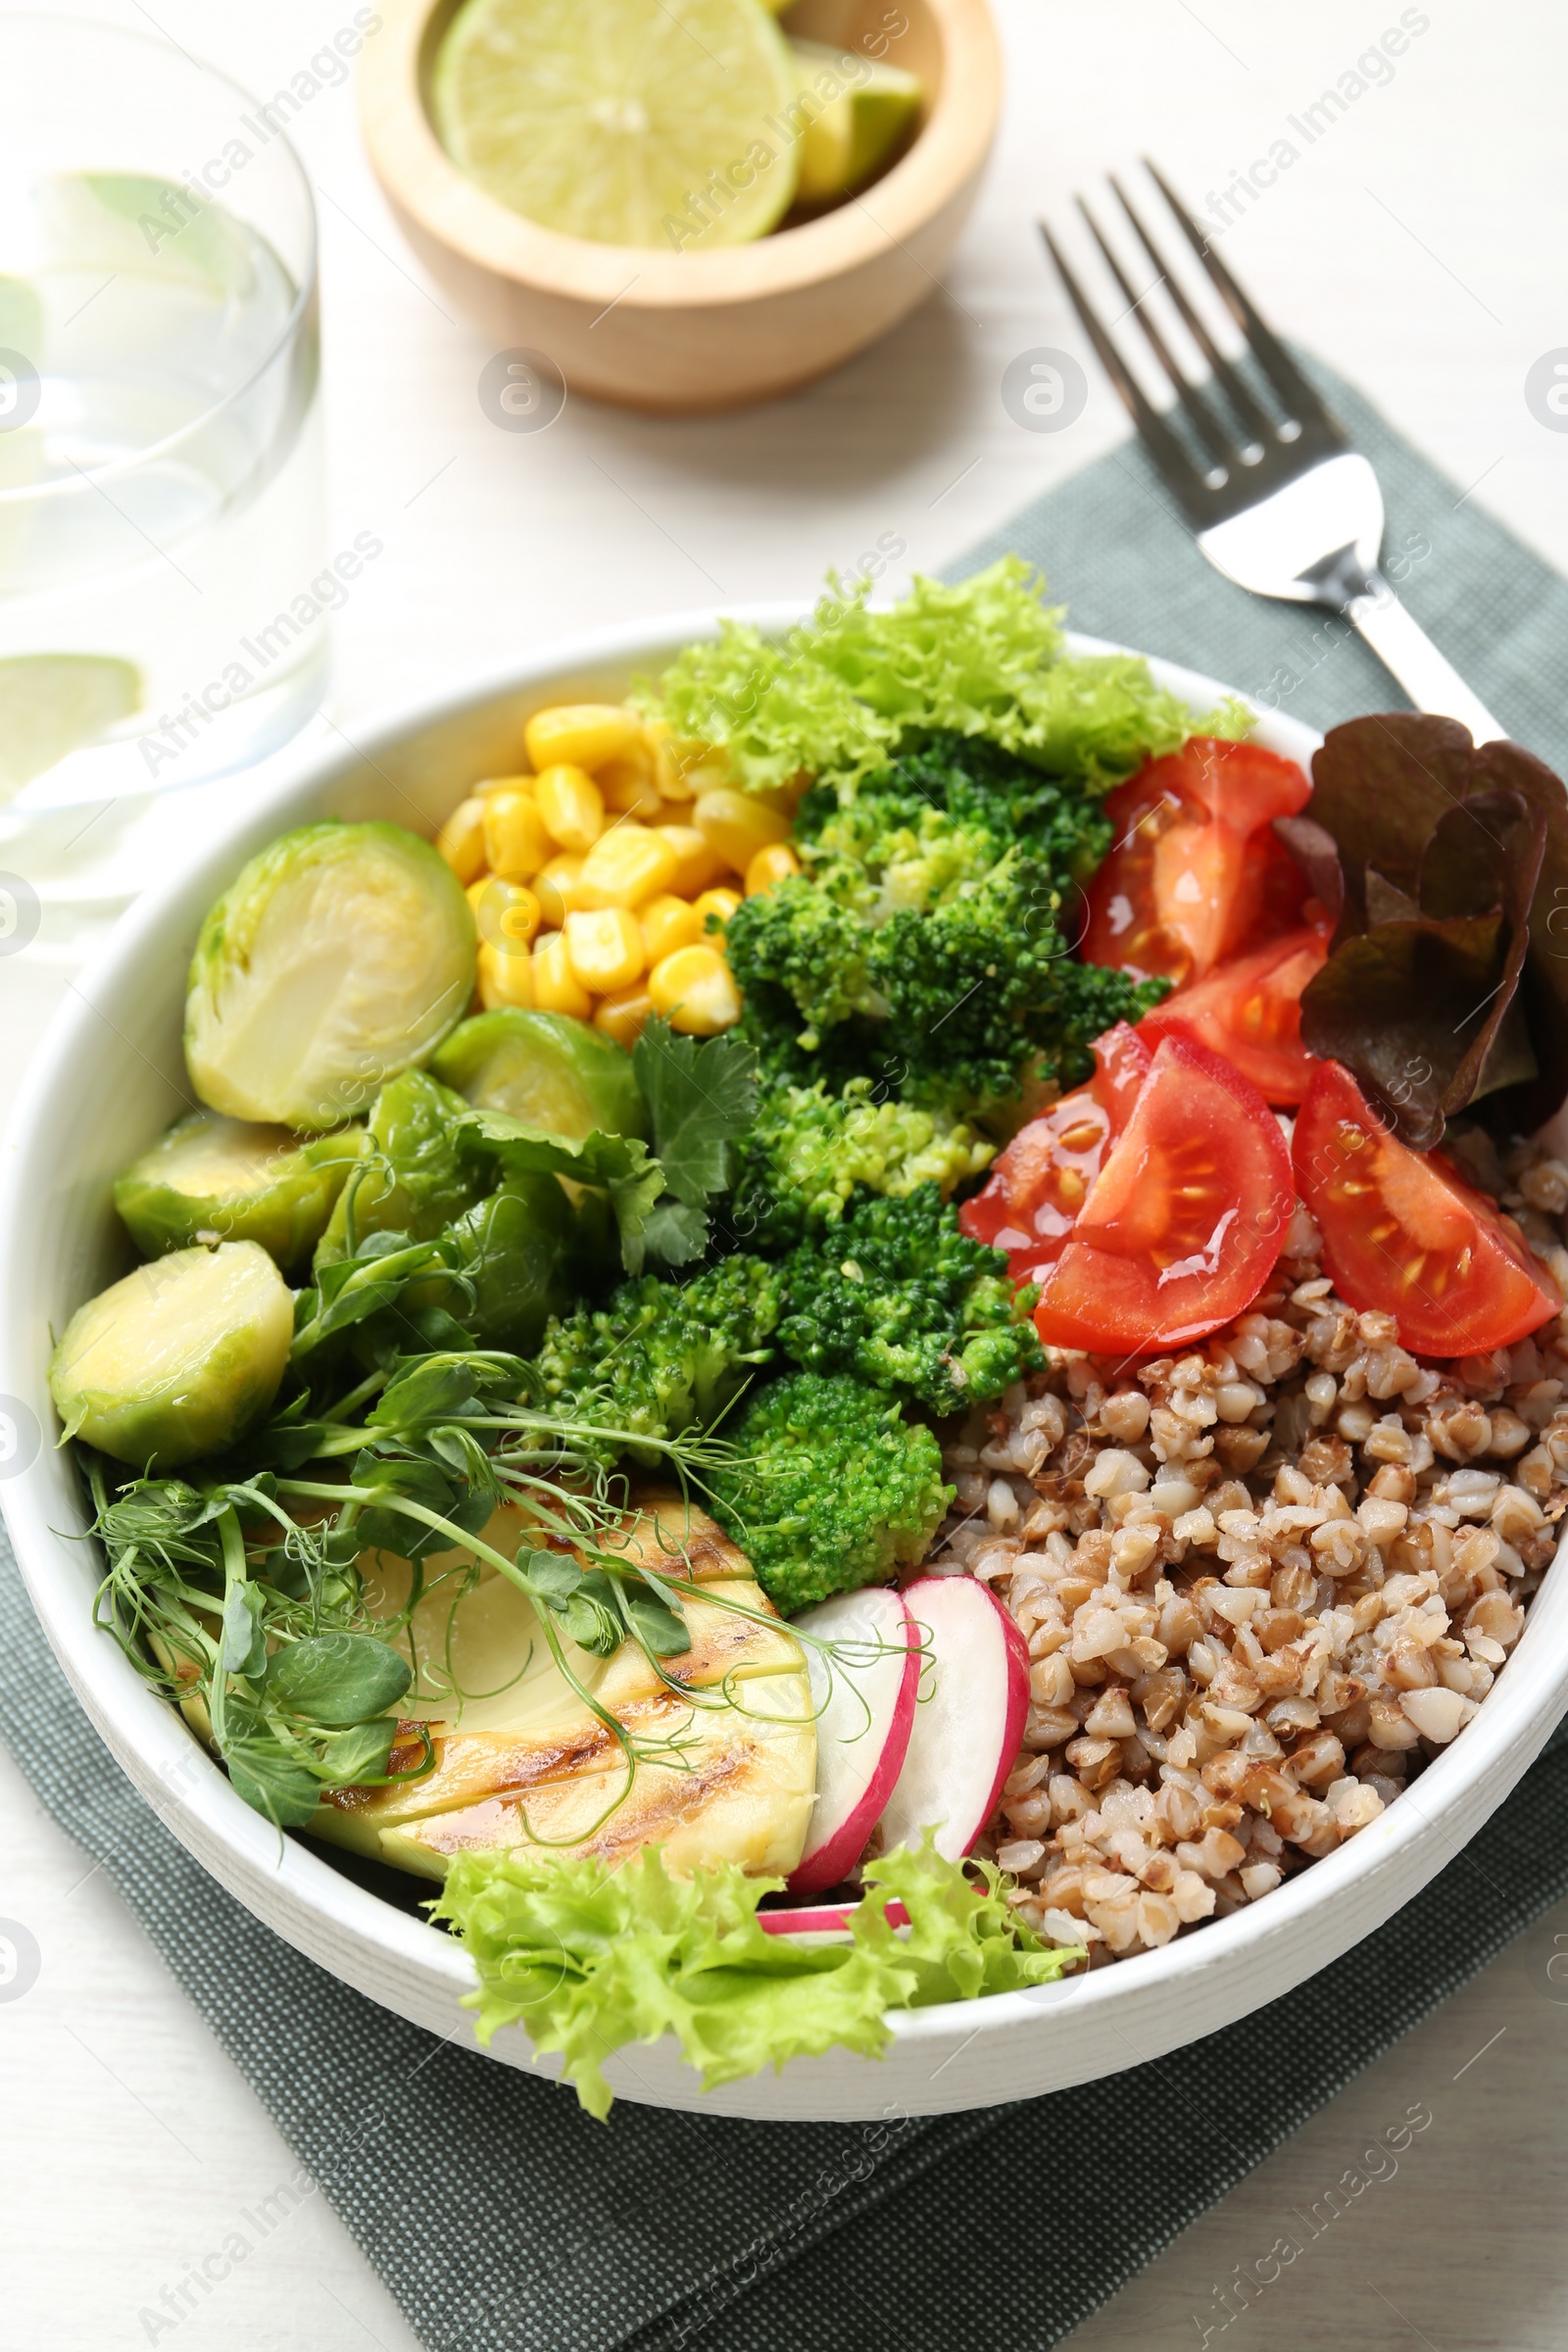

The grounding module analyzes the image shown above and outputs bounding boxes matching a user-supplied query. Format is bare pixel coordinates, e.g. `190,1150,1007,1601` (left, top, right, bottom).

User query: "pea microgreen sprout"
85,1457,437,1829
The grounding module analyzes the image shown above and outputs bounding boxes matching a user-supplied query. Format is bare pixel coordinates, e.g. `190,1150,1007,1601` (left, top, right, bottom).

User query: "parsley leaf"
633,1018,759,1208
451,1105,668,1274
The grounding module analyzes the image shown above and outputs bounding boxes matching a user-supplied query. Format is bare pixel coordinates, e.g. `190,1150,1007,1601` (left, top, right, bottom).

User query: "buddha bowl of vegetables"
7,568,1568,2124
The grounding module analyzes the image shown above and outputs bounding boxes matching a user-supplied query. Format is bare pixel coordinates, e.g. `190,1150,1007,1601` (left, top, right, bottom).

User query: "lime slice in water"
0,655,142,797
789,38,922,206
432,0,800,250
0,275,43,360
42,176,256,298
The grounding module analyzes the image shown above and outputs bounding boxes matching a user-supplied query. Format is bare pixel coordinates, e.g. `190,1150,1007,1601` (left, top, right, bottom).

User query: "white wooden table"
6,2,1568,2342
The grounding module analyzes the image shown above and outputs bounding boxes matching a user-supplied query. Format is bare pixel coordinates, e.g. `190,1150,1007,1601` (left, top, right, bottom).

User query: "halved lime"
0,655,141,797
789,38,922,206
432,0,801,250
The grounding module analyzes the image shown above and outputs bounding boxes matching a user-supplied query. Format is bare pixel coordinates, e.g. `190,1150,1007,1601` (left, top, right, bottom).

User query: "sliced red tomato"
959,1026,1151,1286
1032,1032,1294,1354
958,1088,1110,1282
1141,923,1331,1106
1293,1061,1561,1356
1082,737,1311,987
1168,737,1315,830
1088,1019,1152,1128
1245,827,1316,951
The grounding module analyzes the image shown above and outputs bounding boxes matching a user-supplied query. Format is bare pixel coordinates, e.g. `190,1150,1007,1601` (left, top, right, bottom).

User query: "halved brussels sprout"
50,1241,293,1470
315,1069,485,1266
447,1173,581,1351
184,821,477,1131
430,1009,646,1143
113,1110,357,1270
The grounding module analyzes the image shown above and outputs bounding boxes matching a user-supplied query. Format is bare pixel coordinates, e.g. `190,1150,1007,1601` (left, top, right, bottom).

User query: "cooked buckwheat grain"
926,1134,1568,1966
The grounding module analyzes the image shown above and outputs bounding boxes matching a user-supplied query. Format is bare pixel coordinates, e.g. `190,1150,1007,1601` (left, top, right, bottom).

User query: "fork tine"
1141,159,1338,432
1037,222,1209,519
1073,197,1235,470
1107,173,1276,449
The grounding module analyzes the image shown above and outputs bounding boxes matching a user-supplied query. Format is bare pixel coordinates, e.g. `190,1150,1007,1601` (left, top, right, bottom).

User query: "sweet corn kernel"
746,842,802,896
477,941,534,1010
646,717,727,802
564,906,646,995
534,762,605,854
534,855,587,929
693,788,791,873
640,894,703,964
524,704,643,775
647,944,742,1035
531,930,593,1017
693,887,743,938
482,788,551,881
468,877,542,954
599,761,665,823
472,771,533,798
593,988,657,1050
435,795,489,885
575,823,680,911
653,823,728,898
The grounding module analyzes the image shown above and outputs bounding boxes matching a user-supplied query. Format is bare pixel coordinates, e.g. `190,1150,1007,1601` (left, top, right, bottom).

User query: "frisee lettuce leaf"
431,1832,1082,2119
641,612,896,797
637,557,1248,798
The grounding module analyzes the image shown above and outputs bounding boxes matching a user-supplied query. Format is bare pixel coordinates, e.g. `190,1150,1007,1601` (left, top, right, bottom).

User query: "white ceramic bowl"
4,611,1566,2123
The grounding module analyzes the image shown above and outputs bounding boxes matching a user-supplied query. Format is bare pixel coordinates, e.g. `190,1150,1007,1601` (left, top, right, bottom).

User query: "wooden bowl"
358,0,1003,413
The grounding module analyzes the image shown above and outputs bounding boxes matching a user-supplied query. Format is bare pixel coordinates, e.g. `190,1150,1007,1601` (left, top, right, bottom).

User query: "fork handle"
1341,569,1505,744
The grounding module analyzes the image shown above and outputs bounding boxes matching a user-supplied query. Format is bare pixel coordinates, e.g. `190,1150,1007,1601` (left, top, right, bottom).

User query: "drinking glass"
0,15,326,814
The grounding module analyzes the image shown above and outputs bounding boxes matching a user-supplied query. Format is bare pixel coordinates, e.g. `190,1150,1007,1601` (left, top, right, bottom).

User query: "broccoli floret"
776,1183,1042,1413
869,866,1164,1108
1038,957,1170,1091
797,784,1004,923
532,1254,781,1461
794,734,1115,907
725,733,1158,1114
722,872,878,1042
725,1077,994,1250
708,1372,952,1613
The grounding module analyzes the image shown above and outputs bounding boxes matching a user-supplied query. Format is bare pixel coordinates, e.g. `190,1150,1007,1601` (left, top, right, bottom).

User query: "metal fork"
1041,163,1503,743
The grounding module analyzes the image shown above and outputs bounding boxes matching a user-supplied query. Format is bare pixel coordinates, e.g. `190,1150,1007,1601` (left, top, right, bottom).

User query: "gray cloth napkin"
6,355,1568,2352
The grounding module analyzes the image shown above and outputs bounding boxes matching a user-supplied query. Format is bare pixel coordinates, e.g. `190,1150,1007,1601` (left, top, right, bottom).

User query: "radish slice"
877,1575,1029,1862
759,1898,911,1938
787,1586,918,1895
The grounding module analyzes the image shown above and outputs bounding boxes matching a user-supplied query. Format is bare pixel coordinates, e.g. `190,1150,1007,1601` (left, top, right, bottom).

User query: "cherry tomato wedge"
1141,924,1331,1106
1164,736,1315,829
1033,1032,1294,1354
1082,737,1311,987
958,1088,1111,1281
1089,1018,1153,1128
959,1026,1152,1286
1293,1061,1562,1356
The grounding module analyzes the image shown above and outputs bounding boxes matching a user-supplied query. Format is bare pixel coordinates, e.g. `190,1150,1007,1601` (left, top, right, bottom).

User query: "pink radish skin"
786,1586,918,1896
759,1898,911,1938
877,1575,1030,1862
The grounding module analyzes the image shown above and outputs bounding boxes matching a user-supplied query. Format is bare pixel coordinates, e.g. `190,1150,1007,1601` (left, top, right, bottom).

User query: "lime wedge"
432,0,801,250
789,38,922,205
0,655,141,797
